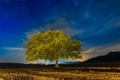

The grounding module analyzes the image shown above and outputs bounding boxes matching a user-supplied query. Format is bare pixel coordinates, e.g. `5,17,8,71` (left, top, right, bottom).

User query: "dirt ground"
0,67,120,80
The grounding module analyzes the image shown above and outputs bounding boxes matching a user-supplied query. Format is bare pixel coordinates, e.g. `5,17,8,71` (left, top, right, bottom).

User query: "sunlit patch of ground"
0,68,120,80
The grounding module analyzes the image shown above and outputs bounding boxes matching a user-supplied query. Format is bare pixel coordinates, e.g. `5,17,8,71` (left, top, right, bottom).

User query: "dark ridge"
85,51,120,63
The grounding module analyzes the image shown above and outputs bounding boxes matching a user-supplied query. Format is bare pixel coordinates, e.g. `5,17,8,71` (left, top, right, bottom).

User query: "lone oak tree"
25,30,82,68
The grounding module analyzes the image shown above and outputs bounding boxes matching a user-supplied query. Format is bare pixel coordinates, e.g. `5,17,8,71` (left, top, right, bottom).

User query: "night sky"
0,0,120,63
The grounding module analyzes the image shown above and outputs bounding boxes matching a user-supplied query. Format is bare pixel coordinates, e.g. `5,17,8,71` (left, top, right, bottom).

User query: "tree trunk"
55,56,59,68
54,47,59,68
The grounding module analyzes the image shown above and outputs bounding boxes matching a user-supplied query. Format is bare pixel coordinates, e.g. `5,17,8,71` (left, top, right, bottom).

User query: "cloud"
44,18,83,36
24,27,44,39
96,17,120,34
0,47,26,63
24,18,84,39
0,50,26,63
1,47,26,51
81,16,120,38
81,43,120,61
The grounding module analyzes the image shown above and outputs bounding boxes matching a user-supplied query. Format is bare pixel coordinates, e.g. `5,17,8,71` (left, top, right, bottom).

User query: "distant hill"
85,51,120,63
60,61,80,64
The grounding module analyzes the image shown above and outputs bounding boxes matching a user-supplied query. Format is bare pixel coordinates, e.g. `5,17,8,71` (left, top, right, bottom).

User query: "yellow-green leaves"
24,30,82,64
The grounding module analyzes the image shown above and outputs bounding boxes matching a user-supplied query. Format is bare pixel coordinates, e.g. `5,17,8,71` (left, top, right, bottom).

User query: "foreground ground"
0,67,120,80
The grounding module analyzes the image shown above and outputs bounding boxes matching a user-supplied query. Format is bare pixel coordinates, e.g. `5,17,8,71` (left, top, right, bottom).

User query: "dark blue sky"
0,0,120,63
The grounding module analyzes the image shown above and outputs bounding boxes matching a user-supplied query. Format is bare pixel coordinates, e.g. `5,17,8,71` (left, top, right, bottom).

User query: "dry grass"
0,68,120,80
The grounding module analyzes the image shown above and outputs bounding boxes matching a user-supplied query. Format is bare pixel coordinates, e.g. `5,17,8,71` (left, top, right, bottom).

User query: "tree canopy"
25,30,82,67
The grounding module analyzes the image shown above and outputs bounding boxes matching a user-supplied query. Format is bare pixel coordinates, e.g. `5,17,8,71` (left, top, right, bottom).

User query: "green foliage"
24,30,82,67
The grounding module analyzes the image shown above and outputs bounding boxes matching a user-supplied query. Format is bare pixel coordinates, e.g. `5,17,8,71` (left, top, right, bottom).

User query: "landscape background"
0,0,120,64
0,0,120,63
0,0,120,80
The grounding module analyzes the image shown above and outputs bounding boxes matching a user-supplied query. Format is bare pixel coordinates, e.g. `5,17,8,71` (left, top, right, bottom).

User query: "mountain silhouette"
85,51,120,63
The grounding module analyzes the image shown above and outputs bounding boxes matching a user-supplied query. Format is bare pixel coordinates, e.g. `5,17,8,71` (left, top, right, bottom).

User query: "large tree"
25,30,82,68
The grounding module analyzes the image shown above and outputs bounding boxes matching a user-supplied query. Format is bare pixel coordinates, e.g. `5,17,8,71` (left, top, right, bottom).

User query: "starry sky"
0,0,120,63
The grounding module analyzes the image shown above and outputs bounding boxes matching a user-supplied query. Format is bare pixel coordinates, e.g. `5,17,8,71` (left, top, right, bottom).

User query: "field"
0,68,120,80
0,63,120,80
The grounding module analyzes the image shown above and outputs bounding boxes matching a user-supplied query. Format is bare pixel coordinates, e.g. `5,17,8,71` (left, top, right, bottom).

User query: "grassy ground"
0,67,120,80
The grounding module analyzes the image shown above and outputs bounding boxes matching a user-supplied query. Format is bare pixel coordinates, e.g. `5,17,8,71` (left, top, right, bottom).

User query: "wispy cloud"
0,50,26,63
1,47,26,51
0,47,26,63
24,18,84,39
81,43,120,61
